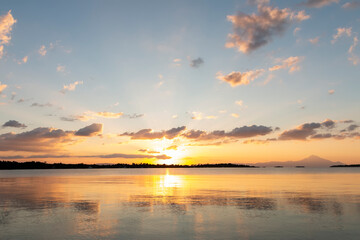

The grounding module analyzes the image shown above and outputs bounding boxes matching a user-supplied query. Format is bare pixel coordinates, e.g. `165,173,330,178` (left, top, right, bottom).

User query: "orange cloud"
217,69,264,87
0,10,16,59
269,56,303,73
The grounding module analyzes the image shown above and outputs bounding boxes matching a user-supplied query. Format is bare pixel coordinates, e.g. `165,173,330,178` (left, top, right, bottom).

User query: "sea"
0,168,359,240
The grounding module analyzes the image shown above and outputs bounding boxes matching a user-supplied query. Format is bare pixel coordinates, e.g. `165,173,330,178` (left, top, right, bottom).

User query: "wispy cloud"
342,1,360,9
309,36,320,45
60,81,83,94
328,89,335,95
225,3,309,53
217,69,264,87
31,102,53,108
0,10,16,59
121,126,186,140
332,27,352,44
56,65,66,73
303,0,339,8
269,56,303,73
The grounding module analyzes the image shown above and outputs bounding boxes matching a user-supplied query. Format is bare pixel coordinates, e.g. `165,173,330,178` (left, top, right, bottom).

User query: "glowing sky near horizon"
0,0,359,164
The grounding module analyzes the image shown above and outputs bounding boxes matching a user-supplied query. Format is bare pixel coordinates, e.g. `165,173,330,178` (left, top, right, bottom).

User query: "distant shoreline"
330,164,360,168
0,161,256,170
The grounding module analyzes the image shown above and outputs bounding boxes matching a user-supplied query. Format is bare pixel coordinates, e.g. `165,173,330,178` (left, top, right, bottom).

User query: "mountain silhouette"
254,155,344,168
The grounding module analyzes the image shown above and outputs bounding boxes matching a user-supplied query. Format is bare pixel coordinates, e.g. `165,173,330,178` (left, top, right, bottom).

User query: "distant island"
0,161,256,170
253,155,344,168
330,164,360,168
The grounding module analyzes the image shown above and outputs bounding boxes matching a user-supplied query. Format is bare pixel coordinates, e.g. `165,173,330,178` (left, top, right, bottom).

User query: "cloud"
243,138,277,144
0,127,75,152
217,69,264,87
75,123,103,137
328,89,335,95
235,100,243,106
2,120,27,128
347,124,359,131
277,119,360,141
61,111,140,122
31,102,53,108
182,125,273,141
190,57,204,68
225,4,309,53
56,65,66,73
321,119,336,128
0,10,16,59
18,56,28,64
303,0,339,8
38,45,47,56
332,27,352,44
0,82,7,94
0,153,171,160
191,112,203,120
293,27,301,35
279,122,322,140
342,1,360,8
309,36,320,44
123,113,144,119
60,81,83,94
121,126,186,140
269,56,303,73
95,111,123,118
138,149,160,154
348,36,359,65
231,113,239,118
38,42,58,56
166,145,178,150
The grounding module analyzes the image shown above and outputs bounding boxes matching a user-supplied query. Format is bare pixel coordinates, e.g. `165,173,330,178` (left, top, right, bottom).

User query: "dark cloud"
75,123,103,137
123,113,144,119
138,149,160,154
60,117,77,122
190,57,204,68
182,130,206,139
0,153,171,160
2,120,27,128
121,126,186,140
278,119,359,141
31,102,53,107
225,4,309,53
310,133,334,139
347,124,359,131
0,123,104,152
303,0,339,8
321,119,336,128
0,127,74,152
279,122,321,140
183,125,273,141
82,153,170,160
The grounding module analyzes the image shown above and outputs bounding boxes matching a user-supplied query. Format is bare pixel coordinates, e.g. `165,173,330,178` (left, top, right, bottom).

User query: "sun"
151,139,190,165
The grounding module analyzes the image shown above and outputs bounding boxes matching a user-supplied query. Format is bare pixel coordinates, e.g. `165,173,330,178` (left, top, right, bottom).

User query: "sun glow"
151,139,191,165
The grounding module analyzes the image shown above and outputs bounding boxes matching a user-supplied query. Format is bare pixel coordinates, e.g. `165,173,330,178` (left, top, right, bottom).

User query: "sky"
0,0,359,165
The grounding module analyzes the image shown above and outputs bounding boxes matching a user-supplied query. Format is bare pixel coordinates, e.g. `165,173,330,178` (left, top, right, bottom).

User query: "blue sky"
0,0,359,164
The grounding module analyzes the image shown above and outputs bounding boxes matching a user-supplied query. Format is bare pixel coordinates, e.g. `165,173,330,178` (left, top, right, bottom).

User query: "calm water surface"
0,168,360,240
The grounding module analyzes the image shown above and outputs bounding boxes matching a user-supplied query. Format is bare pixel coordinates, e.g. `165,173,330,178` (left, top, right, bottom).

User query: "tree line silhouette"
0,161,256,170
